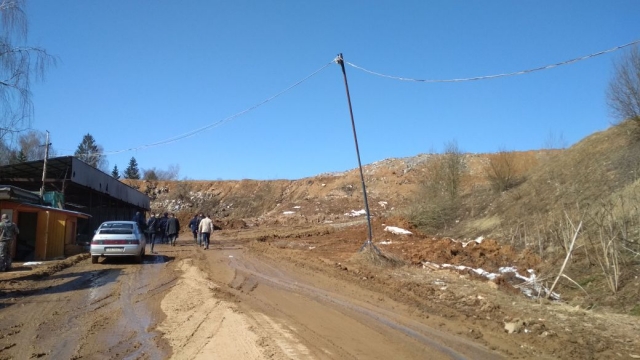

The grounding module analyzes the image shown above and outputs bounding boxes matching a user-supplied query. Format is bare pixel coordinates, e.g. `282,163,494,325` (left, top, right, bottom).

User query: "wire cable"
71,60,335,158
345,39,640,83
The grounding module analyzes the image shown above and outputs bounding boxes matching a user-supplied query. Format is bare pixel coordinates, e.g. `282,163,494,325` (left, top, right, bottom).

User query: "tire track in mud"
0,254,173,359
221,249,503,360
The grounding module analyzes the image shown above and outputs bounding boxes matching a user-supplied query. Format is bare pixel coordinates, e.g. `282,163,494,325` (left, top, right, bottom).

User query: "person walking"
188,214,198,243
196,213,203,246
132,211,147,233
0,214,19,272
147,213,159,253
158,212,169,244
198,214,214,250
166,213,180,247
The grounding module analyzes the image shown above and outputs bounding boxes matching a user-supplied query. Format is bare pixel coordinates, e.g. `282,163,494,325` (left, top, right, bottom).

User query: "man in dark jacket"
147,213,159,253
188,214,198,243
166,213,180,247
132,211,147,233
158,213,169,244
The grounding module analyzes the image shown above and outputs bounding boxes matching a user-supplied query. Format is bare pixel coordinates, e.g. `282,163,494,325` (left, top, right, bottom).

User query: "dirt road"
0,237,502,360
3,226,639,360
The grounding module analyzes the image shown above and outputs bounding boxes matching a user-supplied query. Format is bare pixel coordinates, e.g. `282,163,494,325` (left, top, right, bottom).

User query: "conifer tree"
111,164,120,179
74,133,105,169
123,157,140,179
16,150,27,163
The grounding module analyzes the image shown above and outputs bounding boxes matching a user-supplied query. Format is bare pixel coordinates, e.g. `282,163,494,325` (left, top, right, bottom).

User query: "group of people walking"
135,211,217,253
134,211,181,253
188,213,215,250
1,210,216,272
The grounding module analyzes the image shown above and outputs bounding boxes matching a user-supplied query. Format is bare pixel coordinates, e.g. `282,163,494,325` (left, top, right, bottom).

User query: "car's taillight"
95,239,139,245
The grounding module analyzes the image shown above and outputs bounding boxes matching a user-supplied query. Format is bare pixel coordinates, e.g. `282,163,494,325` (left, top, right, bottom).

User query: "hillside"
123,120,640,316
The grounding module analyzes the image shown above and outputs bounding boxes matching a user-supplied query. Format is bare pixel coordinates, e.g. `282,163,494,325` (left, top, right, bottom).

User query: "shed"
0,188,90,260
0,156,149,240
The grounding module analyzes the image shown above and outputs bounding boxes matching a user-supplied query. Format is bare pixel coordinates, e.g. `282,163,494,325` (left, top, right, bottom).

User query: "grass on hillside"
408,120,640,314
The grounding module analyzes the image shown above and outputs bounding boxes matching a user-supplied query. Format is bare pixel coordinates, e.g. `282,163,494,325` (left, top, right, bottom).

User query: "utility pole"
335,54,379,253
40,130,50,199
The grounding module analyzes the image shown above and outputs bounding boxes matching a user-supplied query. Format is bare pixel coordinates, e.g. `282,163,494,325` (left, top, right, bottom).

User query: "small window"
98,223,134,235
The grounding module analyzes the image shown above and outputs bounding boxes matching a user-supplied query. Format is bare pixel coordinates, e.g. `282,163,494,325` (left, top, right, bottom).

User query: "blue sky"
25,1,640,180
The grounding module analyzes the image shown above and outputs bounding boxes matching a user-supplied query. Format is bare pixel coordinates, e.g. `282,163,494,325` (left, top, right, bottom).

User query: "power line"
68,60,335,158
345,39,640,83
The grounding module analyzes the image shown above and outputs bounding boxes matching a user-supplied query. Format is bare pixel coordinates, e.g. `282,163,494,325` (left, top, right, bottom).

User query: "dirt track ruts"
0,236,505,359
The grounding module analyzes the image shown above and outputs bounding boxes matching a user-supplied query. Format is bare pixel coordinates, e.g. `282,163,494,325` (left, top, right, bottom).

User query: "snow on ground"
384,226,412,235
345,209,367,217
422,261,560,300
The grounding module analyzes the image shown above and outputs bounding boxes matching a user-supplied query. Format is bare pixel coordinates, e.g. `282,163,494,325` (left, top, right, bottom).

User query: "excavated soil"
0,218,639,359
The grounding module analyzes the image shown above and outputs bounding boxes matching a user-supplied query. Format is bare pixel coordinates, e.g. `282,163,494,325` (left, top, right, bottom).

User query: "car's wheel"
91,255,99,264
135,250,143,264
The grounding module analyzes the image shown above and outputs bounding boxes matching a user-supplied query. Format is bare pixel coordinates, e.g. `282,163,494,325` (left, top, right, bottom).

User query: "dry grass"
403,120,640,312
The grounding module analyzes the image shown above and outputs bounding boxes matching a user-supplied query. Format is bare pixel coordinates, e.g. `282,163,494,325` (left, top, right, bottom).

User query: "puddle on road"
121,254,175,359
144,254,171,264
83,255,174,359
87,269,118,302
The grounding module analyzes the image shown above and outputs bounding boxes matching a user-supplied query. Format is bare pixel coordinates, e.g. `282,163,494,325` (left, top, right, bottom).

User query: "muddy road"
0,252,174,359
0,236,504,360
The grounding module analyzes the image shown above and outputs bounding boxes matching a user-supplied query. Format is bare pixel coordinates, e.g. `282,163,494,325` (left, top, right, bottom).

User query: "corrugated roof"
0,156,149,210
1,200,91,219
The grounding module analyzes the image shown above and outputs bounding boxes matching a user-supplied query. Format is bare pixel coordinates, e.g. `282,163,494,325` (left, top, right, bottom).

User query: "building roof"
0,156,149,210
1,200,91,219
0,185,41,203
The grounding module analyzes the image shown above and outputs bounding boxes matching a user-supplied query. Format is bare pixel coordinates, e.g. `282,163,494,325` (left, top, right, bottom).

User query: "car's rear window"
98,223,134,235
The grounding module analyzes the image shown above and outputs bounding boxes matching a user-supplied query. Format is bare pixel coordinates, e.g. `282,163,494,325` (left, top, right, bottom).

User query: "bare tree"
143,164,180,180
484,148,521,193
0,136,11,164
441,140,466,200
543,131,567,149
0,0,56,141
17,129,54,160
408,141,467,231
607,45,640,123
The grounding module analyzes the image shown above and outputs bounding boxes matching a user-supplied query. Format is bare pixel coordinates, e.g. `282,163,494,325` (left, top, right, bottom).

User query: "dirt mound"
403,237,541,273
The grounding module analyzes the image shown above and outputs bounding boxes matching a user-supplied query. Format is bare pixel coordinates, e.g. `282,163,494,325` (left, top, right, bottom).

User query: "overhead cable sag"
345,39,640,83
92,60,335,157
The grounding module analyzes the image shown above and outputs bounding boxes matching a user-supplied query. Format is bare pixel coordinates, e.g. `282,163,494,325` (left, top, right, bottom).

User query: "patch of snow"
422,261,560,300
293,206,301,209
384,226,412,235
282,211,295,215
378,240,392,245
22,262,43,266
345,209,367,217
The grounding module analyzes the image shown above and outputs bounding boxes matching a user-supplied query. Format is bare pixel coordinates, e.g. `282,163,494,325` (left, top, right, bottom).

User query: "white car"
90,221,146,264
